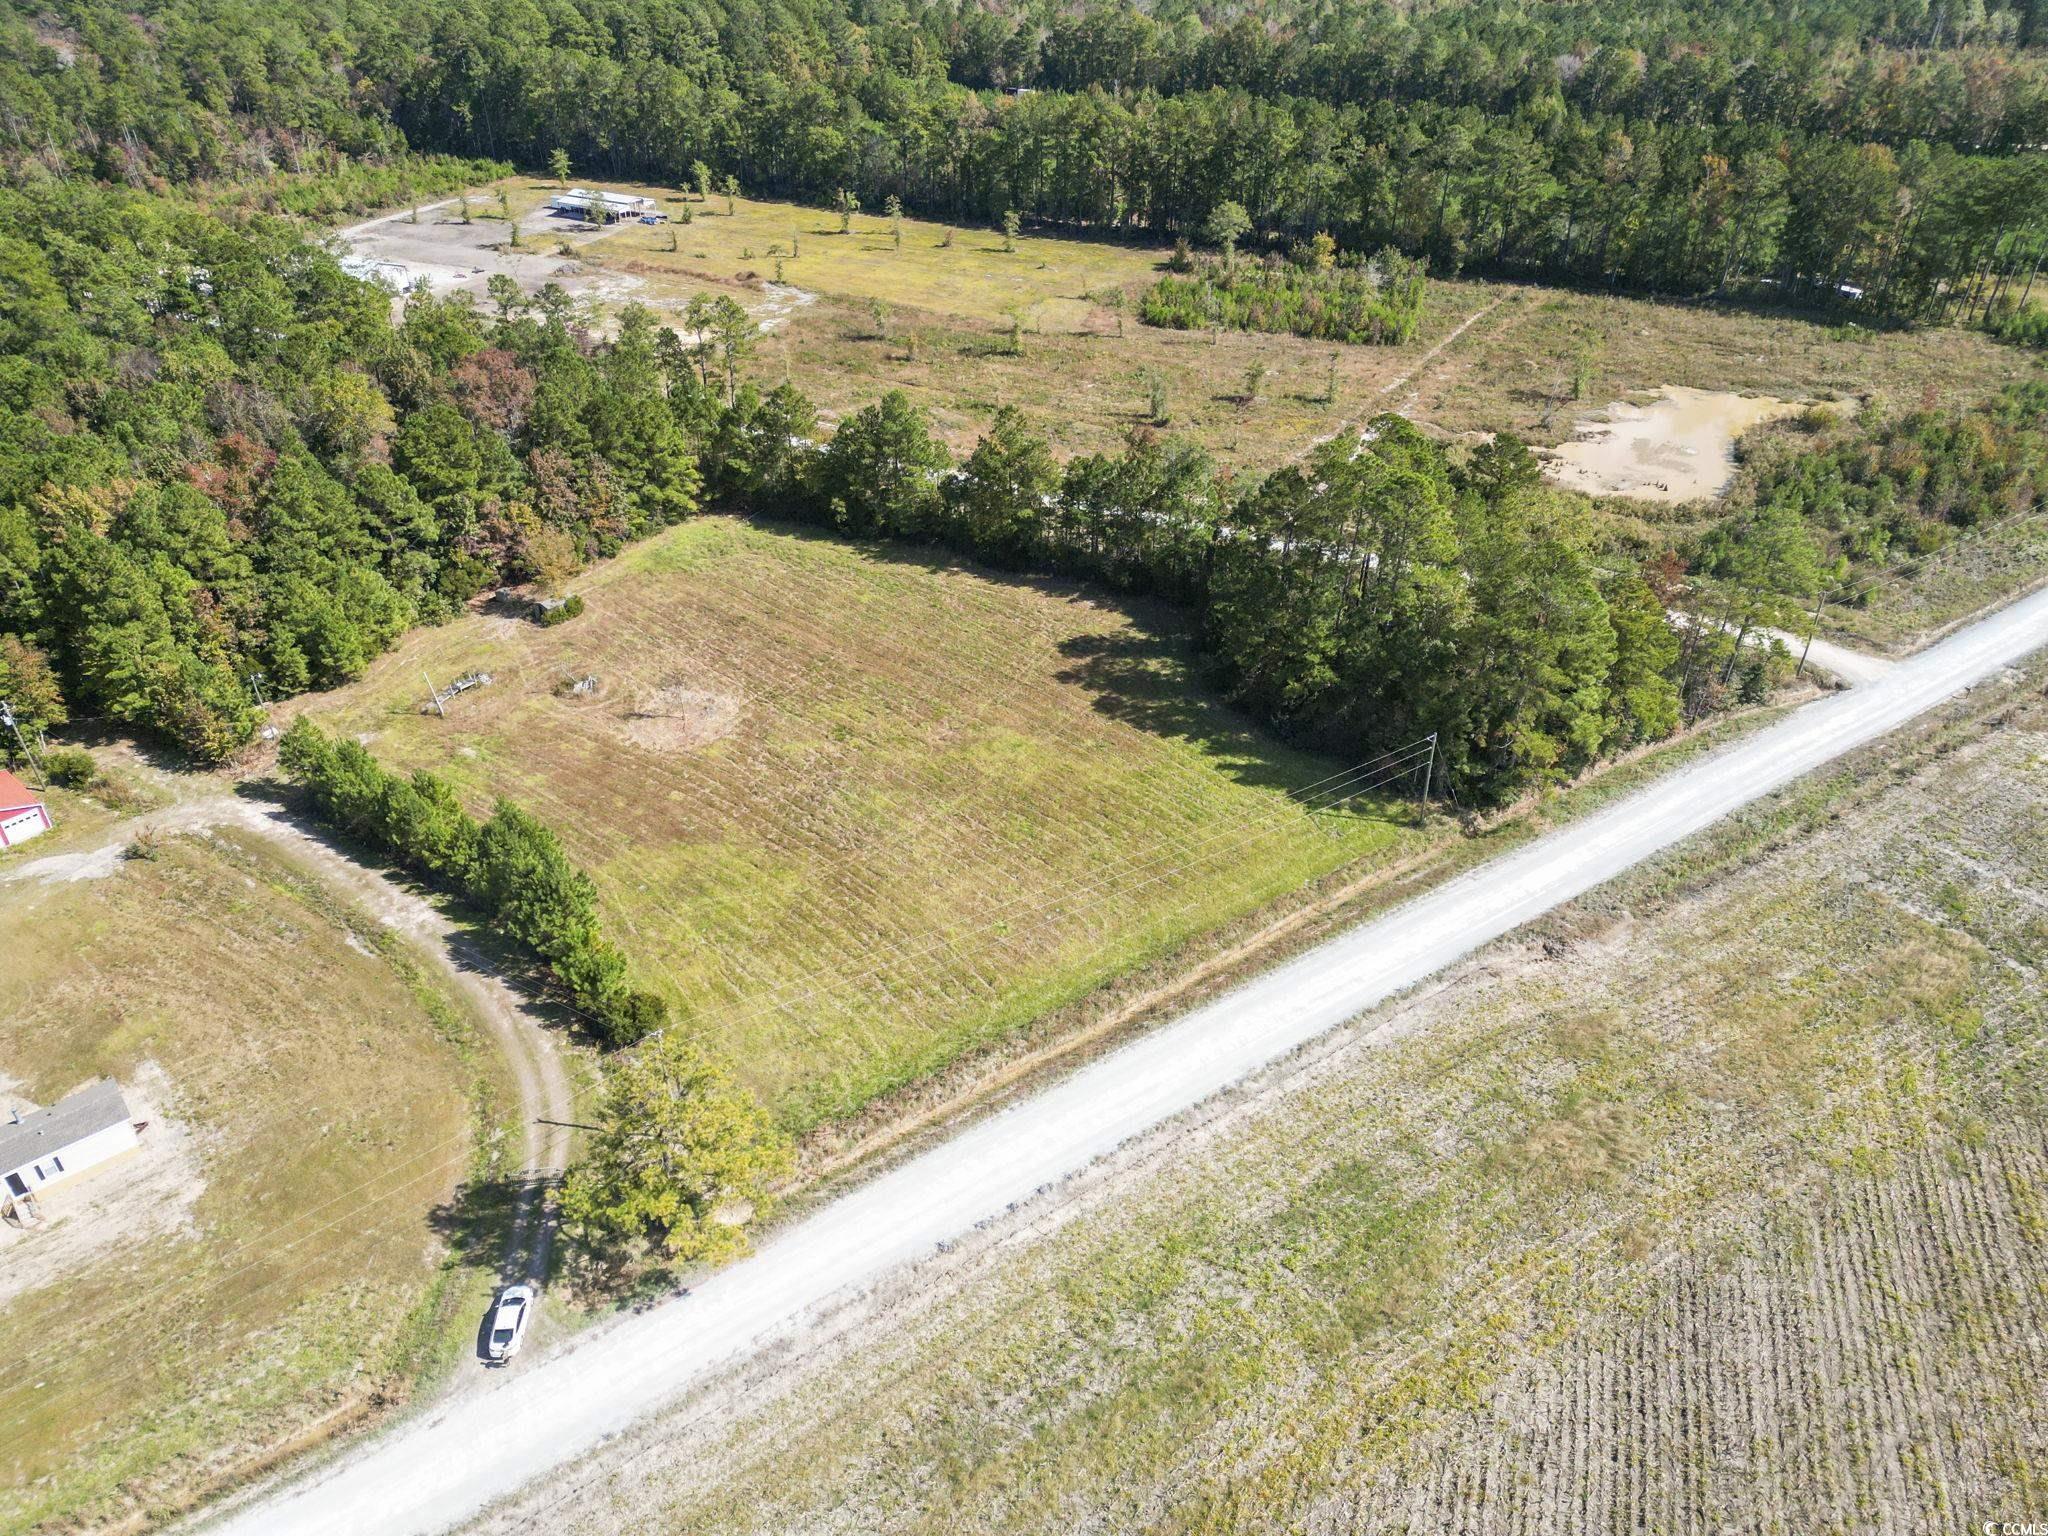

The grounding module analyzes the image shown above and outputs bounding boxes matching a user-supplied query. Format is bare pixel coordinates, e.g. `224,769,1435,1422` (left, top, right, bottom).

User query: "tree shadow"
425,1172,558,1362
732,515,1350,803
1049,628,1321,799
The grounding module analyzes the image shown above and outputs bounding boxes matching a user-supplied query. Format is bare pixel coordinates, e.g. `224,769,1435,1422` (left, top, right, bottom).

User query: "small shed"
0,1080,138,1206
0,769,50,849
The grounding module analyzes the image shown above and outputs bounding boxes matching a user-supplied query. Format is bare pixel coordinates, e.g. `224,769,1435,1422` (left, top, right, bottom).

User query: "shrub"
1141,246,1426,345
279,718,653,1046
537,594,585,626
43,747,99,788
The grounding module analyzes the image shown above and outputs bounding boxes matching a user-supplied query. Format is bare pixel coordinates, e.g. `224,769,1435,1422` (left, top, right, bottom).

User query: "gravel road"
201,582,2048,1536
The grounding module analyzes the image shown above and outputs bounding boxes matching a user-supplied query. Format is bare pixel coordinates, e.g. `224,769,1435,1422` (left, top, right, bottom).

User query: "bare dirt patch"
619,685,743,753
1542,386,1805,502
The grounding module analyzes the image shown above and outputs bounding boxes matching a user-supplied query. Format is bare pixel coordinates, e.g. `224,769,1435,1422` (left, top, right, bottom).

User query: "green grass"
0,831,504,1534
301,516,1435,1129
535,664,2048,1536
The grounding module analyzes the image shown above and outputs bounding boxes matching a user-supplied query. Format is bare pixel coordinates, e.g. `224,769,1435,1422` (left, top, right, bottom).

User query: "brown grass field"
345,178,2032,475
478,656,2048,1535
297,516,1439,1130
0,828,505,1535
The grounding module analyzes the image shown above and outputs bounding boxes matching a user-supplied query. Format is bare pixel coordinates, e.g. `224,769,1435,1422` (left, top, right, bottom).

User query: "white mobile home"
0,1080,139,1208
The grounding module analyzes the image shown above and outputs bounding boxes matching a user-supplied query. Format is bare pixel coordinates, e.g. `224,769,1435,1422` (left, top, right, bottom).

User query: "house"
0,1080,139,1210
0,769,49,849
547,187,656,221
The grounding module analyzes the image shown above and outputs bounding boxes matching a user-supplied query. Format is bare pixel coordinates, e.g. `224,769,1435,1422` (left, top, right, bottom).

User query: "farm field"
0,828,503,1535
297,516,1435,1131
498,658,2048,1535
335,179,2029,473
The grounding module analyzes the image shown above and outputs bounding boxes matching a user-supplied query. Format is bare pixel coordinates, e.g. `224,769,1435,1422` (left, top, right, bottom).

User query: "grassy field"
0,829,503,1534
297,516,1435,1130
497,659,2048,1534
581,183,2027,468
351,178,2029,475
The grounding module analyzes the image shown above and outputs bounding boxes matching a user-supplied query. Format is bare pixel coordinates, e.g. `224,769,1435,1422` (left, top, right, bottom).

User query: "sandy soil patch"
0,1062,203,1310
620,686,743,753
1542,385,1804,503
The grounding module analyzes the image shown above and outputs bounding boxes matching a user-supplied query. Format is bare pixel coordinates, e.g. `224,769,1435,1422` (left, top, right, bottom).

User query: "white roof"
553,188,651,209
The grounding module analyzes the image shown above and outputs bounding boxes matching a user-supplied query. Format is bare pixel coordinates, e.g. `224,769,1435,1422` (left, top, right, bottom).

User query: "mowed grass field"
0,829,500,1535
508,662,2048,1535
300,517,1431,1129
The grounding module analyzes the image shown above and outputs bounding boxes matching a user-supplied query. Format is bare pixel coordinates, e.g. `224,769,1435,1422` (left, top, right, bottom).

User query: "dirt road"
195,582,2048,1536
1,793,573,1289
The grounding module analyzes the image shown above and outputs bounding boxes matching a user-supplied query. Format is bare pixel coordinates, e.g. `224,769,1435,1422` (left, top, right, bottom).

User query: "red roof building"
0,769,50,849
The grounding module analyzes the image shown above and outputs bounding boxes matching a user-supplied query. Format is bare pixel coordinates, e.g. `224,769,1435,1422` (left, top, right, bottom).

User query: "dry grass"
0,830,502,1535
375,178,2027,477
297,516,1435,1129
489,664,2048,1535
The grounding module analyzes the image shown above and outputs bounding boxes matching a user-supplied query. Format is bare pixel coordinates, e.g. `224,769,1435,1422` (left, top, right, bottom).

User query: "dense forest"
0,0,2043,802
7,0,2048,315
0,167,1693,801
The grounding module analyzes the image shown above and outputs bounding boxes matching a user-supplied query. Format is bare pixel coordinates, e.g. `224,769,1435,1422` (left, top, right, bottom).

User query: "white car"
484,1284,535,1364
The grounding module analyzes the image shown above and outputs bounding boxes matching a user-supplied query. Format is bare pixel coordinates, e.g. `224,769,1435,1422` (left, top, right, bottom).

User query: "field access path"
0,791,574,1295
197,582,2048,1536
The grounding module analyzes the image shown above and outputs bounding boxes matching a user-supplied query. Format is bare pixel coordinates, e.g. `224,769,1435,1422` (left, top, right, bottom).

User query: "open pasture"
300,517,1434,1129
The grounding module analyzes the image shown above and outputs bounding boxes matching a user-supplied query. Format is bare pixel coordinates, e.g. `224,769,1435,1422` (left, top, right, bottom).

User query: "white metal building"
547,188,657,219
0,1080,139,1207
0,769,49,849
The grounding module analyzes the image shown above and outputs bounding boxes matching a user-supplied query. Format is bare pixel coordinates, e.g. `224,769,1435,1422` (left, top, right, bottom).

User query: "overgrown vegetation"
277,717,667,1044
1726,377,2048,568
1142,246,1427,345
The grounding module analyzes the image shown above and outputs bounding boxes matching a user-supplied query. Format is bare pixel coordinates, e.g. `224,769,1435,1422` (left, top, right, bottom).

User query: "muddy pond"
1542,386,1805,504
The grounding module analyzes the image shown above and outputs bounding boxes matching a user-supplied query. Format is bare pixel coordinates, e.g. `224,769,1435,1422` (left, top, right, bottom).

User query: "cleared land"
0,827,503,1535
297,516,1434,1130
483,657,2048,1535
333,179,2028,474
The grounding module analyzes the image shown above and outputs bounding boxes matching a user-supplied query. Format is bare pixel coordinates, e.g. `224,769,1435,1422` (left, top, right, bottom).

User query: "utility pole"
1419,731,1437,809
0,700,45,788
1795,586,1826,680
246,670,270,708
424,670,447,719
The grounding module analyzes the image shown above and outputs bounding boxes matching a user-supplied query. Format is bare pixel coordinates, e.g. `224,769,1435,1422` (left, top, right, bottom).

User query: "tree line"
5,0,2047,322
277,717,668,1044
5,167,2040,805
0,180,702,761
